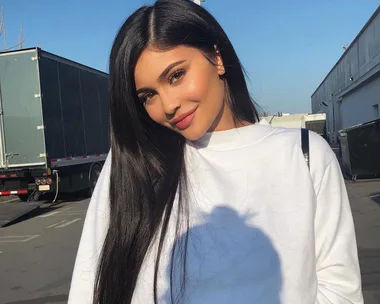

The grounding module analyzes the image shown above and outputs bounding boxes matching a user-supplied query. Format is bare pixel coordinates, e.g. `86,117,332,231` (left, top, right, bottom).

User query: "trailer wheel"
19,190,40,202
87,164,102,197
18,194,29,202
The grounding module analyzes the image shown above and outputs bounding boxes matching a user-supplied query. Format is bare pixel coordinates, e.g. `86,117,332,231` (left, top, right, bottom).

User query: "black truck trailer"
0,48,110,225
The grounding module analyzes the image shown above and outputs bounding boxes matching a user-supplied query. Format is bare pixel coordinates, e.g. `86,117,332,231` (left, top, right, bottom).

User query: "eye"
139,91,156,105
168,69,185,85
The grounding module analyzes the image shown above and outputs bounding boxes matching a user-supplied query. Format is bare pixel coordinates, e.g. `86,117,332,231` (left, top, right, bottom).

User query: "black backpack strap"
301,128,310,170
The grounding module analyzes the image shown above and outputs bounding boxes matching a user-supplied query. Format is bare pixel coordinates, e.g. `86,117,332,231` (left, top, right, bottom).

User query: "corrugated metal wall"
311,7,380,144
340,76,380,129
39,52,110,159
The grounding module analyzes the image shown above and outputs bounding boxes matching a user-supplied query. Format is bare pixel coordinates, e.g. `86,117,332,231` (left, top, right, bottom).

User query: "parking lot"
345,179,380,303
0,180,379,304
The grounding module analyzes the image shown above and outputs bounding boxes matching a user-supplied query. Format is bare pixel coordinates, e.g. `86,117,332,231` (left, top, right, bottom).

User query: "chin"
179,124,209,142
182,133,203,142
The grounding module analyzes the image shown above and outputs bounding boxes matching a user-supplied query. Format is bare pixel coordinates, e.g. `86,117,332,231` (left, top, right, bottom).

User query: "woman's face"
134,45,236,141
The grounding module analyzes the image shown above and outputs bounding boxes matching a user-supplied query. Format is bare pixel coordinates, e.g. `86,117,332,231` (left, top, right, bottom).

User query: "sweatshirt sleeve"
67,152,111,304
314,155,363,303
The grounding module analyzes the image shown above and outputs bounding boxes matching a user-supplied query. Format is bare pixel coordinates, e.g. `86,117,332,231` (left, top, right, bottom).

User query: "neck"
208,102,253,132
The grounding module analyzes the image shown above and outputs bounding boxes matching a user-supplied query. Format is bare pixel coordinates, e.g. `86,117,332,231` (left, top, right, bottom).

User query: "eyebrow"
158,60,186,82
136,60,186,95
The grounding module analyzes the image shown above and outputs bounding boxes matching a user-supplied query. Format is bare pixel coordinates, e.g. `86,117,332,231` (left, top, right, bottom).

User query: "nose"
161,93,181,116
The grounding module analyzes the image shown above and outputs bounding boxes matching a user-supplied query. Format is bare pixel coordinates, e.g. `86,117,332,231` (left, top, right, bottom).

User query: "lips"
171,108,198,130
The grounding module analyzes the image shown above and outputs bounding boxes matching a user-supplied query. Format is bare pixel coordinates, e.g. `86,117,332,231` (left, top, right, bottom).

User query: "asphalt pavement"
346,179,380,303
0,180,379,304
0,197,89,304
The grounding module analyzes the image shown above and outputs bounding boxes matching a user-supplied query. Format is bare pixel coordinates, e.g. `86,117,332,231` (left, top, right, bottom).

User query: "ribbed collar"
187,119,274,151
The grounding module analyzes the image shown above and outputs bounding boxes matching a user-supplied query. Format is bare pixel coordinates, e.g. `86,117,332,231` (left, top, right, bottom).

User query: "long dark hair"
94,0,260,303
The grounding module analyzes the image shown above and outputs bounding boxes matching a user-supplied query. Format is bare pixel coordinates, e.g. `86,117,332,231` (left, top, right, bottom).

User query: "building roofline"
311,6,380,98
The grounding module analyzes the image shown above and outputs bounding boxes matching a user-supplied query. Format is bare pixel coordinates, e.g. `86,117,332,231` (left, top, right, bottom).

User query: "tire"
18,194,30,202
18,191,40,202
87,164,102,197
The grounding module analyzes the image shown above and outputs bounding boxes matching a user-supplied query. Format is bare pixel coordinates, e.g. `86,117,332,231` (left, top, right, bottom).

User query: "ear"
214,45,225,76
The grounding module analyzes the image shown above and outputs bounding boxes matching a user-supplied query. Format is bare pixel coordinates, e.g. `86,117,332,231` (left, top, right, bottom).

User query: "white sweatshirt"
68,121,363,304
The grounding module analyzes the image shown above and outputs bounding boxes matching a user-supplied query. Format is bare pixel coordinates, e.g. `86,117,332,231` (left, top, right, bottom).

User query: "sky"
1,0,379,114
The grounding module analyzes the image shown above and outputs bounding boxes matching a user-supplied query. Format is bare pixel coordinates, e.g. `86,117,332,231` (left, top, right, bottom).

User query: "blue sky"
1,0,379,114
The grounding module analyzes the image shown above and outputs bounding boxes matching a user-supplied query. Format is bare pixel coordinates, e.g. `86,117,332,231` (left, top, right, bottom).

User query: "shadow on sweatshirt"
161,206,282,303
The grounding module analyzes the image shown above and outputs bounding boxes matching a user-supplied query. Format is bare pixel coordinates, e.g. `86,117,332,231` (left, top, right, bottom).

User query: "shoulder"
95,150,112,194
266,126,335,161
86,150,111,219
263,126,337,183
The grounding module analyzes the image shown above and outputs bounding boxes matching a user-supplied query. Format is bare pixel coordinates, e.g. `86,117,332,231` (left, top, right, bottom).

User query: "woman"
68,0,363,303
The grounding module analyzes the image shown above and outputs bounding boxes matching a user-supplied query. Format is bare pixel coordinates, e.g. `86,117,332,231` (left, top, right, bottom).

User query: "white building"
263,113,327,137
311,6,380,144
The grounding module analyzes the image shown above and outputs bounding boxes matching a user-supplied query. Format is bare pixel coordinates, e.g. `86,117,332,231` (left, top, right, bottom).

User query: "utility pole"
0,5,25,51
0,5,8,50
19,21,23,49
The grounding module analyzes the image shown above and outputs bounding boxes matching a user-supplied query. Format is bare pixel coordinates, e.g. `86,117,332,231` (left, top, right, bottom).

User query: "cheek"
183,73,214,102
194,73,225,114
145,78,205,124
177,76,204,102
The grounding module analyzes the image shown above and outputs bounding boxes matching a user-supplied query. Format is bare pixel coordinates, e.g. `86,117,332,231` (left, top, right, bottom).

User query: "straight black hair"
94,0,260,303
